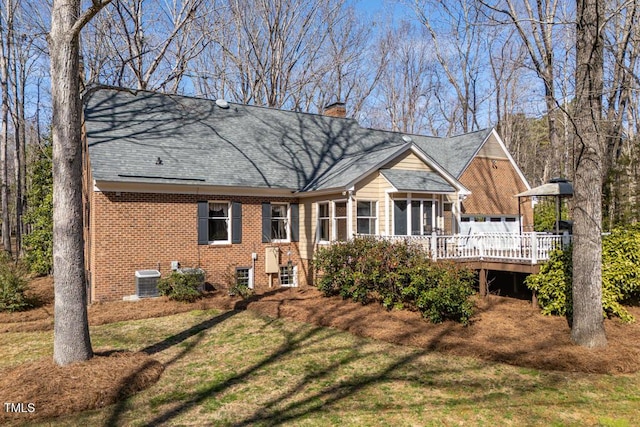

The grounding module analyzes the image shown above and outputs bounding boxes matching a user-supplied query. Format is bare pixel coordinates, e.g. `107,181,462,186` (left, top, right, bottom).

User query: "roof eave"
93,179,298,197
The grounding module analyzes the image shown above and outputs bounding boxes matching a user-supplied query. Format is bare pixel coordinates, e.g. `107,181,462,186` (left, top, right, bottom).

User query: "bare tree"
193,0,374,112
571,0,607,348
371,22,438,134
480,0,570,182
208,0,330,108
8,1,39,257
84,0,206,91
0,0,14,255
413,0,490,134
601,0,640,228
48,0,112,366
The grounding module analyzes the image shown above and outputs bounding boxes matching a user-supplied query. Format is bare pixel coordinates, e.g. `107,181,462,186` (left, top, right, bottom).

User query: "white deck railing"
382,232,572,264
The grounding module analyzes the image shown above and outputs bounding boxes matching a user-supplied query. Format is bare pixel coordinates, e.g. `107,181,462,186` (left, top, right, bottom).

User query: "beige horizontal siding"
383,151,433,171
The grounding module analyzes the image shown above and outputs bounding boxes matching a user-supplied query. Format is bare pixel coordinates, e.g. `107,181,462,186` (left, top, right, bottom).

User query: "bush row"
313,237,477,325
525,225,640,322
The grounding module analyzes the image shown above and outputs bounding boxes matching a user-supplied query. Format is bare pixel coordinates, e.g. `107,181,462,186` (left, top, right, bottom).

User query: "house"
82,87,533,302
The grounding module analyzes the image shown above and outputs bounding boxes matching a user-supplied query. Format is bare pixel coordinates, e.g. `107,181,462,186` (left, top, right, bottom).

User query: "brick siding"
459,157,534,230
87,191,309,301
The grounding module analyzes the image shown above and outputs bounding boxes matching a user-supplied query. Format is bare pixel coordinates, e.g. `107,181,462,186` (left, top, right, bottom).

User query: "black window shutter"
290,203,299,242
197,201,209,245
262,203,271,243
232,201,242,244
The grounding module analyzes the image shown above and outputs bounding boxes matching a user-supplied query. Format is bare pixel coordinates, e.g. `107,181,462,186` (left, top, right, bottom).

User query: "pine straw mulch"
2,276,640,423
0,350,164,425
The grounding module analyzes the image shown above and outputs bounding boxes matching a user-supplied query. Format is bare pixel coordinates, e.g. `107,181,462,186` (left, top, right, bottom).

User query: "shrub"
157,271,203,303
313,237,476,324
0,253,31,312
411,261,476,325
602,226,640,303
23,141,53,276
524,247,573,317
526,225,640,323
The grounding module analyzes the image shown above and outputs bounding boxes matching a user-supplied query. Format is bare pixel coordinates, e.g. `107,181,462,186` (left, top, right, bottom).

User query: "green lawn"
2,308,639,426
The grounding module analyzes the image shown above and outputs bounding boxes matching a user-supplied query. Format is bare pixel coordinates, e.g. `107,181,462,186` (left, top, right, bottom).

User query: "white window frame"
235,266,254,289
279,264,298,287
332,199,348,241
208,201,231,244
270,202,290,242
317,202,331,243
356,200,377,235
411,198,439,235
393,197,439,236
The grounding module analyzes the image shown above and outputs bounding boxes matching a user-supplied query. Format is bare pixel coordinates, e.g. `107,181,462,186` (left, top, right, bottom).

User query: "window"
198,201,242,245
271,203,289,240
318,202,330,242
236,267,251,287
356,201,376,235
395,199,436,236
394,200,407,235
208,202,230,243
334,201,348,241
490,217,502,222
262,202,299,243
505,217,517,222
279,264,298,287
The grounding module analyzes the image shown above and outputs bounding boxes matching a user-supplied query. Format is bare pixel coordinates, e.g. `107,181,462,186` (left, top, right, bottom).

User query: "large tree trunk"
571,0,607,348
0,1,12,256
49,0,93,366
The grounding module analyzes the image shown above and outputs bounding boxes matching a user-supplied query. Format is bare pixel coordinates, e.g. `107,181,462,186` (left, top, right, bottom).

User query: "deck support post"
479,268,487,297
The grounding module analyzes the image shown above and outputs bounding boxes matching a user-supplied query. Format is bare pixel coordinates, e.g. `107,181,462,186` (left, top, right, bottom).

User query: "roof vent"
215,99,230,109
402,135,412,143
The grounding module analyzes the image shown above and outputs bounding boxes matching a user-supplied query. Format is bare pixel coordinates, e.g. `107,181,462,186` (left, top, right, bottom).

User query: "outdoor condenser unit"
135,269,161,298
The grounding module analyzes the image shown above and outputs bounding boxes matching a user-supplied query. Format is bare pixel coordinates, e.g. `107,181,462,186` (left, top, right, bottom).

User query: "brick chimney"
322,101,346,118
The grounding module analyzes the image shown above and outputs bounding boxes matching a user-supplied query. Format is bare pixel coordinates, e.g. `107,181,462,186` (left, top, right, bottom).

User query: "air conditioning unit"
135,269,161,298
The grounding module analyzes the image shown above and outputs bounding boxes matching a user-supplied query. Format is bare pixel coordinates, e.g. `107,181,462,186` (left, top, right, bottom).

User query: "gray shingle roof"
84,87,489,192
410,129,492,178
380,169,456,193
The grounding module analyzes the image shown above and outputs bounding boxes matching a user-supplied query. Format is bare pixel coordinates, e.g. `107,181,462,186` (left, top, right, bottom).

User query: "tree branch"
70,0,114,38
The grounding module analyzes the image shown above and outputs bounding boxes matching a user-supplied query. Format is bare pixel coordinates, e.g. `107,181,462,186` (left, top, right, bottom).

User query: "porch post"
385,192,390,236
347,190,353,238
407,192,412,235
456,194,462,235
518,196,522,234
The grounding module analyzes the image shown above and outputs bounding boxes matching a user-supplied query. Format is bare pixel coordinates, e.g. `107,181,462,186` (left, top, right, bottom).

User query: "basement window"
236,267,250,287
279,264,298,287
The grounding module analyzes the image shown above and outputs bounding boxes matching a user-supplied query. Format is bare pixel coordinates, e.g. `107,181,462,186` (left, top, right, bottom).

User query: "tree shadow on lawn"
103,287,292,426
105,300,565,427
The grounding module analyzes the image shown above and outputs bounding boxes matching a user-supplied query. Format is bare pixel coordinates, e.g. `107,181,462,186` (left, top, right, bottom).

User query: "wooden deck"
385,232,571,263
384,232,572,296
